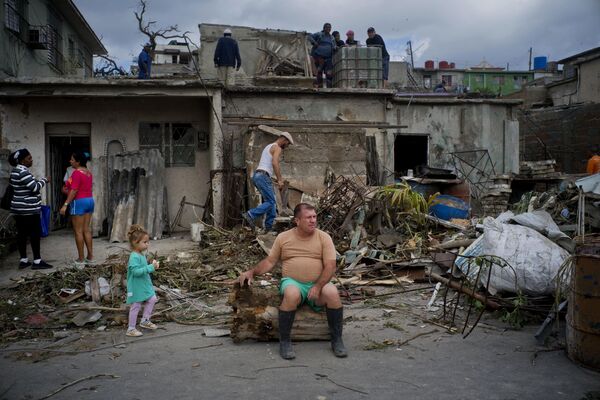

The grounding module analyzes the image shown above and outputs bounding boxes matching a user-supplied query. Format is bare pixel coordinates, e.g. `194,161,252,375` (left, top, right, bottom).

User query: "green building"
464,61,534,96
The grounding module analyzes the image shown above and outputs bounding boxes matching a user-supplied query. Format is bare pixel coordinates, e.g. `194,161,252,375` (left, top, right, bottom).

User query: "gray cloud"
75,0,600,70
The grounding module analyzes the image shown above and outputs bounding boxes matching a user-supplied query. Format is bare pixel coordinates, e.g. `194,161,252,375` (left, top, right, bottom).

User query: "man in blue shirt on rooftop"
137,43,152,79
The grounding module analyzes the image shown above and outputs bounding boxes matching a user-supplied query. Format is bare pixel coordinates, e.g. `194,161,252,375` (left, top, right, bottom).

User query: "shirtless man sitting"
239,203,347,359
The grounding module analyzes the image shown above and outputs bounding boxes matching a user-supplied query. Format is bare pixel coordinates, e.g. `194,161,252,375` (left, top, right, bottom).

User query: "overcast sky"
75,0,600,71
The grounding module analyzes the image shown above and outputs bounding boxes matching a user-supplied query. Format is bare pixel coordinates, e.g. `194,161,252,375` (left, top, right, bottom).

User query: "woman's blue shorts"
70,197,95,215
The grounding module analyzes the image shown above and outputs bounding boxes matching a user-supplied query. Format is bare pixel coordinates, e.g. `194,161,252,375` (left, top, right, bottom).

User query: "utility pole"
528,47,532,71
407,40,414,69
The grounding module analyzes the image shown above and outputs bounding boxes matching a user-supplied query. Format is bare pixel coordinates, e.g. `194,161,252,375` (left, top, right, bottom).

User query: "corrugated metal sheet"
91,149,166,242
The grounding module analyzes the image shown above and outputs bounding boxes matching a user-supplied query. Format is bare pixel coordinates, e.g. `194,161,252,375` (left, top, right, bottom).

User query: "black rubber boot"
278,310,296,360
326,307,348,358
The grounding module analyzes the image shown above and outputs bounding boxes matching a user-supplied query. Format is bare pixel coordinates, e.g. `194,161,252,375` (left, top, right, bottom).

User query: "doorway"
46,124,91,229
394,135,429,179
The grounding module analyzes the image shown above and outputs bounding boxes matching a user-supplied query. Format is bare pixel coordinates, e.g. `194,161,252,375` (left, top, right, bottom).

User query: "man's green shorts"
279,277,323,312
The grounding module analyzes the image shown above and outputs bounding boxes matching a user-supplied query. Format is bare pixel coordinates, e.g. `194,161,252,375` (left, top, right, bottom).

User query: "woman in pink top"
60,151,94,266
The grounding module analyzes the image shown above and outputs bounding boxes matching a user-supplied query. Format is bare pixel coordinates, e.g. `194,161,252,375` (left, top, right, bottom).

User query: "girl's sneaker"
139,320,157,330
126,328,143,337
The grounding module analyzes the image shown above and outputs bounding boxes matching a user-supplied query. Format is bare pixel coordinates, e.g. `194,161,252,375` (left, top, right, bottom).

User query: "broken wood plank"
228,284,329,342
89,273,101,304
257,124,285,137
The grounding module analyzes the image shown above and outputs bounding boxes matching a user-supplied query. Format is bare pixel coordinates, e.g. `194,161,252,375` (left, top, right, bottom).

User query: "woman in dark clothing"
8,148,53,269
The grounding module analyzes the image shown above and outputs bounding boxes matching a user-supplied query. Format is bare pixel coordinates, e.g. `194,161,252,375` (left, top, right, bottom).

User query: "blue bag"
40,205,51,237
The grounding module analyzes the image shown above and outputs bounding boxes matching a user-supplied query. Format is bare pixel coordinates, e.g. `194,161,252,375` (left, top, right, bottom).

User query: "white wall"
391,101,519,174
0,97,211,229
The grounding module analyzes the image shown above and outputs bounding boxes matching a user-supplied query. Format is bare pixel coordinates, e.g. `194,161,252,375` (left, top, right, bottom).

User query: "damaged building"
510,46,600,174
0,20,521,235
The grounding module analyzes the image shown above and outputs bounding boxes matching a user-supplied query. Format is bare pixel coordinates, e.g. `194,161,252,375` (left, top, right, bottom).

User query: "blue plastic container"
533,56,547,71
429,195,470,221
40,205,51,237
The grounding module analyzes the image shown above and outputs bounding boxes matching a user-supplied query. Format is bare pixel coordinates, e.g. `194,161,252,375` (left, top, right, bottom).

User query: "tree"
94,55,128,77
134,0,192,51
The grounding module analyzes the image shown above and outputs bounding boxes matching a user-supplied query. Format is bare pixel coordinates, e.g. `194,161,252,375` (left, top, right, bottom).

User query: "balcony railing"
48,45,65,73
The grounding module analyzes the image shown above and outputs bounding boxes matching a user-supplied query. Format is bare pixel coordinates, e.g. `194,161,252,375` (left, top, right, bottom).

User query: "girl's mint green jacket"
126,252,156,304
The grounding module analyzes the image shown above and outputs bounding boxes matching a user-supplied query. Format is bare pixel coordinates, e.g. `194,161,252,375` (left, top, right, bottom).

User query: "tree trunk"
228,283,330,343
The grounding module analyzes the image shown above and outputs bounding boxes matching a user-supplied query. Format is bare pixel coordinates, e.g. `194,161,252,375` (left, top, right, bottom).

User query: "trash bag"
510,210,574,252
40,205,51,238
456,214,570,295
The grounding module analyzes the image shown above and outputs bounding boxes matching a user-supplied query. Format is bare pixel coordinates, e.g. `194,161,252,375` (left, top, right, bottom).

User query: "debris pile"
1,160,595,352
480,175,512,215
0,225,264,345
519,160,559,179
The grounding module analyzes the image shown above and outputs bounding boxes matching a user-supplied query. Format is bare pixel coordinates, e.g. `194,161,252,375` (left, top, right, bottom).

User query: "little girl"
126,224,160,337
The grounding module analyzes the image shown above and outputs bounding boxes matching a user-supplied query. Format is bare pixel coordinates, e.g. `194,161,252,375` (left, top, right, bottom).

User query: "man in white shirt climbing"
242,132,294,232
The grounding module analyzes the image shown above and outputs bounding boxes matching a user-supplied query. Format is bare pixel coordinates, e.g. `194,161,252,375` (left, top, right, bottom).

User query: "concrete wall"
0,97,211,228
391,100,520,175
199,23,309,81
579,57,600,103
226,91,519,194
519,103,600,173
0,0,93,79
548,79,578,106
246,127,366,195
226,91,388,124
388,62,409,88
225,90,388,168
503,86,549,108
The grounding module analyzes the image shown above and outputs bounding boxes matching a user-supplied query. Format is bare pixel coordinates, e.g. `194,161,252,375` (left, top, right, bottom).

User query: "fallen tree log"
228,283,330,343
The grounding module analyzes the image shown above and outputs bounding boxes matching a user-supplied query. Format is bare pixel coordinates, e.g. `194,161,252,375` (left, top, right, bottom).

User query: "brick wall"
519,103,600,173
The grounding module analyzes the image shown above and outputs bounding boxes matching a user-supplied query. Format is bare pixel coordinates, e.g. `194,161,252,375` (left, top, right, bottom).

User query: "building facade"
464,70,534,96
412,61,466,92
1,0,106,78
547,47,600,106
137,40,199,77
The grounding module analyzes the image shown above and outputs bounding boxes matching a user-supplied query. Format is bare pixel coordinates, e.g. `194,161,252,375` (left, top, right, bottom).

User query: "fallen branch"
397,329,439,347
316,373,369,396
255,365,308,373
427,272,501,310
190,343,224,350
38,374,120,400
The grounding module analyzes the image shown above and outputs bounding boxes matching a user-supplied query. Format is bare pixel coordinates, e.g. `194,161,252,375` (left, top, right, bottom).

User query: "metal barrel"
566,234,600,371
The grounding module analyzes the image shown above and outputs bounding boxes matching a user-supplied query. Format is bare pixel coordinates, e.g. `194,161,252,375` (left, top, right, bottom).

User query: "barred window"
139,122,201,167
4,0,27,36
